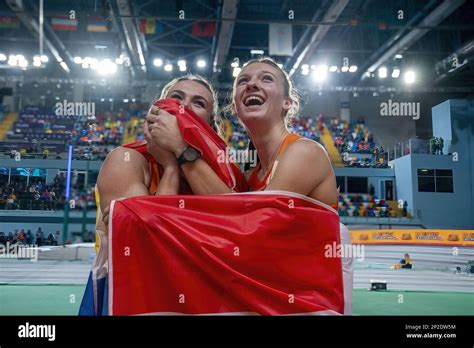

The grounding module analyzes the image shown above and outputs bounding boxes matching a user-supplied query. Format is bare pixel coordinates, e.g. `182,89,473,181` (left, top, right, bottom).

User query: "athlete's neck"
248,122,288,174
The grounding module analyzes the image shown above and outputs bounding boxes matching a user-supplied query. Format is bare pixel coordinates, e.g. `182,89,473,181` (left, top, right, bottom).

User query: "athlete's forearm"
180,159,233,194
155,165,180,195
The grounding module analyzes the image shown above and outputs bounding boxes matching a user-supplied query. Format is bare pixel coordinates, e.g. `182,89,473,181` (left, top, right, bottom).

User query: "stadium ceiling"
0,0,473,94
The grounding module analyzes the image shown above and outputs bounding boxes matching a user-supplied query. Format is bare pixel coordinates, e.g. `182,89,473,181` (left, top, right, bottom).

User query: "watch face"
183,147,199,161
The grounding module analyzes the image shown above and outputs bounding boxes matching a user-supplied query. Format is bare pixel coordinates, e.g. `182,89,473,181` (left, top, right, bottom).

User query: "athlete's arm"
97,147,150,226
179,159,234,194
265,139,338,206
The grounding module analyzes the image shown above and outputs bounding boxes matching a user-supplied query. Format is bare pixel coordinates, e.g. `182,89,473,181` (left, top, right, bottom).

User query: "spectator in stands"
47,232,57,246
18,229,25,244
42,148,49,159
439,137,444,155
26,229,32,244
36,227,43,246
403,200,408,217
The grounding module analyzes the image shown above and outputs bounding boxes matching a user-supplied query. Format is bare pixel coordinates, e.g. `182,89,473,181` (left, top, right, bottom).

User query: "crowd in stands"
0,227,59,246
330,118,387,168
338,193,397,218
0,172,96,211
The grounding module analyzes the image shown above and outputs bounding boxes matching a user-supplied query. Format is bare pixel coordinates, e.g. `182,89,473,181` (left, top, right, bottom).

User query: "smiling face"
233,62,292,127
165,79,214,123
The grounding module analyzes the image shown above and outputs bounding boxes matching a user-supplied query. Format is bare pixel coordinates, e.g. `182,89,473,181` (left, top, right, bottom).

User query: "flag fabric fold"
108,191,344,315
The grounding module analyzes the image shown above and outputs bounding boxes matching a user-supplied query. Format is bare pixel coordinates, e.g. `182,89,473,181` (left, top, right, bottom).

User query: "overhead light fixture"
341,66,349,72
33,60,41,67
404,70,415,84
164,63,173,71
378,67,387,78
40,55,48,62
232,67,241,78
313,65,328,82
73,56,82,64
196,59,206,68
395,54,403,59
0,53,6,61
250,49,264,55
392,68,400,78
153,58,163,67
115,57,124,65
349,65,358,72
329,66,338,72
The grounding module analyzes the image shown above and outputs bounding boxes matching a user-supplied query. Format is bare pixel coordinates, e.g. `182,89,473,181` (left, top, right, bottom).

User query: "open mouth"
243,95,265,106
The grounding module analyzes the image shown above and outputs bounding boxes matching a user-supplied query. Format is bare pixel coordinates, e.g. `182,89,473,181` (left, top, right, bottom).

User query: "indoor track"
1,244,473,315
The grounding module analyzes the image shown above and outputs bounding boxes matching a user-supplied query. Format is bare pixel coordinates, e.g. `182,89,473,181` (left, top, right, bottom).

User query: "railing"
386,138,450,161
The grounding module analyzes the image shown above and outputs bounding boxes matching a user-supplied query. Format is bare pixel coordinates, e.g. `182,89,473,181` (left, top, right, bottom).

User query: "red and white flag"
108,192,344,315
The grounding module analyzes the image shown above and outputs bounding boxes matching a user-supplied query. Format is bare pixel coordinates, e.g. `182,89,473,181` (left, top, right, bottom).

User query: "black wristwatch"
177,145,200,165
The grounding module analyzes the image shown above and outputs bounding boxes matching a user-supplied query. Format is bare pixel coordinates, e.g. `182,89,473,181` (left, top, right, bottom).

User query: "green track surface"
1,285,473,315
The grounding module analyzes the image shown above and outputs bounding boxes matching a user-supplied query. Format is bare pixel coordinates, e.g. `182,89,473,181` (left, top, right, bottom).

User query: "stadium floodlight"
82,62,89,69
123,99,129,103
115,57,124,65
313,65,328,82
349,65,358,72
232,67,241,78
15,54,26,62
179,65,186,72
164,63,173,72
153,58,163,67
329,65,338,72
73,56,82,64
0,53,6,61
98,59,117,75
404,70,415,84
196,59,206,68
231,60,239,68
18,60,28,68
395,54,403,59
392,68,400,78
33,60,41,67
341,66,349,72
301,68,309,76
301,64,309,70
250,49,264,55
178,60,187,72
8,58,18,66
40,55,48,62
101,98,105,102
89,59,99,70
378,67,388,78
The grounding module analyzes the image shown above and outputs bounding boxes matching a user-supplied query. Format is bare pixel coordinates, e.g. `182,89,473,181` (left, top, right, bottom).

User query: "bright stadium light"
178,60,187,72
40,55,48,62
33,60,41,67
395,54,403,59
392,68,400,78
404,70,415,84
313,65,328,82
197,59,206,68
329,65,338,72
8,58,18,66
349,65,358,72
98,59,117,75
164,63,173,72
301,68,309,76
301,64,309,70
73,56,82,64
0,53,6,61
18,60,28,68
341,66,349,72
115,57,124,65
232,67,241,77
378,67,388,78
153,58,163,67
82,62,89,69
